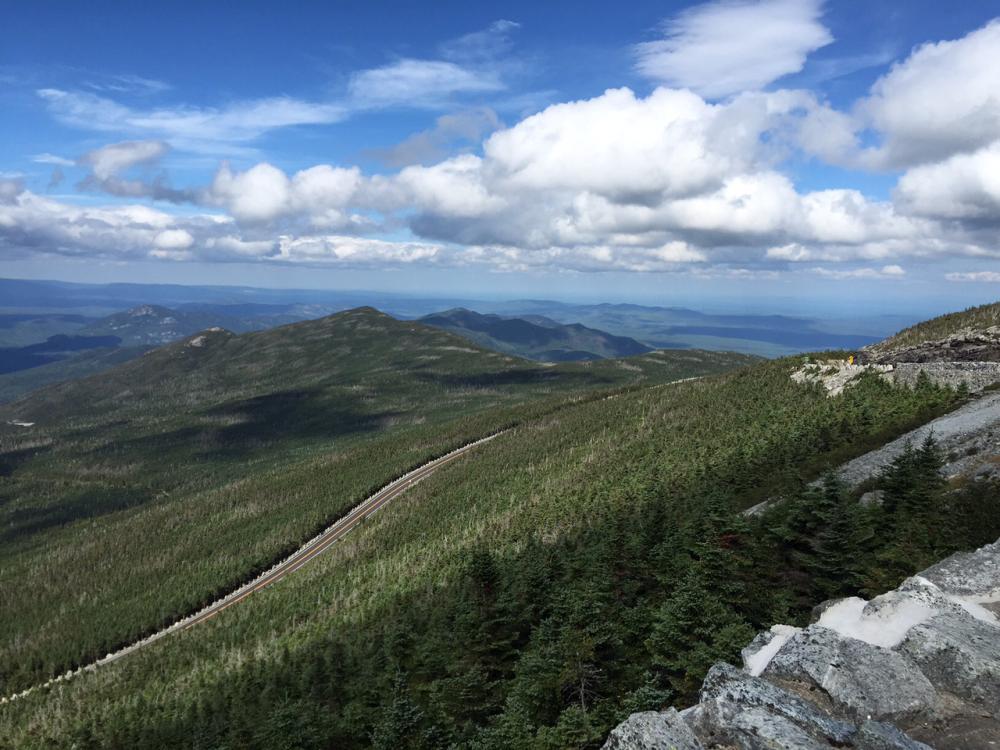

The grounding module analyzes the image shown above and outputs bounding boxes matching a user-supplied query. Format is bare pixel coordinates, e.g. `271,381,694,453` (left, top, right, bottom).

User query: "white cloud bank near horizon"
3,3,1000,282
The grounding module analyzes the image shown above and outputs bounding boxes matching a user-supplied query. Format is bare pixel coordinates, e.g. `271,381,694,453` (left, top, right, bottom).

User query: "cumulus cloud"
209,163,291,223
208,162,364,228
634,0,833,98
895,142,1000,220
860,20,1000,168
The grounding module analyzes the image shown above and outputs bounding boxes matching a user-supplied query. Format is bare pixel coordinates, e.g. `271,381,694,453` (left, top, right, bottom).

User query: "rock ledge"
604,538,1000,749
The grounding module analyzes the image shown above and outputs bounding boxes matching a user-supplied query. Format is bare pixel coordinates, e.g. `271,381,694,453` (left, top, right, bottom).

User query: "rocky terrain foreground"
604,539,1000,749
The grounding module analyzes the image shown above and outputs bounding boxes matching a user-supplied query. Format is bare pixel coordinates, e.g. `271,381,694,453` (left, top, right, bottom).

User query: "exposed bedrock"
604,538,1000,749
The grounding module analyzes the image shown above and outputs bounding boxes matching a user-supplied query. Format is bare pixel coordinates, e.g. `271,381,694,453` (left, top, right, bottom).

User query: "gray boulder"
601,708,703,750
761,625,937,722
897,609,1000,715
916,539,1000,598
690,663,856,749
855,720,933,750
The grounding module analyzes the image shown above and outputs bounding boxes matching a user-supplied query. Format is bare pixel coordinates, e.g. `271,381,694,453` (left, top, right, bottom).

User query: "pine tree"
371,672,429,750
646,568,754,703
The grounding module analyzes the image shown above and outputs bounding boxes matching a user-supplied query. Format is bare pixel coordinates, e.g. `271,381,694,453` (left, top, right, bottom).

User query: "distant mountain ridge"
0,276,915,357
419,308,653,361
79,304,246,346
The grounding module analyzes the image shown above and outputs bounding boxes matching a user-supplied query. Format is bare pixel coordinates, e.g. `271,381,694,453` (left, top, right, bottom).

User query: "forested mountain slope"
419,308,653,361
3,340,995,748
0,307,746,700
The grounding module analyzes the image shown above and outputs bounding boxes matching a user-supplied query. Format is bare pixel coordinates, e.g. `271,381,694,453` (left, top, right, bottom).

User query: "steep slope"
0,307,748,697
420,308,654,361
3,342,991,748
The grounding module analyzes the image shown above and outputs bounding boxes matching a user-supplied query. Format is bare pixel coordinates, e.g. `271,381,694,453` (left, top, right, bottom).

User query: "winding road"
1,432,502,704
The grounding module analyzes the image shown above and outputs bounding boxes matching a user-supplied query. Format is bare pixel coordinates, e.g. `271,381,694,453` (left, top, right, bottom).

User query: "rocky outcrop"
603,539,1000,749
867,326,1000,364
828,391,1000,487
791,358,1000,396
791,359,894,396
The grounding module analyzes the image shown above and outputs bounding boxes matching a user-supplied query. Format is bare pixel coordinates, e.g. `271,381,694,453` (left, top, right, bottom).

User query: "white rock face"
791,359,894,396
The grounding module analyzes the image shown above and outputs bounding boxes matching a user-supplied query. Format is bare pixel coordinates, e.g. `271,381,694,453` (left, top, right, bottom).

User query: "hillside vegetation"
868,300,1000,356
3,345,994,748
0,308,747,697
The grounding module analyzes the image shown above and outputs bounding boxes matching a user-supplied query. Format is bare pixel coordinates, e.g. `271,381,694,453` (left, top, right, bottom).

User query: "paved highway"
1,432,501,704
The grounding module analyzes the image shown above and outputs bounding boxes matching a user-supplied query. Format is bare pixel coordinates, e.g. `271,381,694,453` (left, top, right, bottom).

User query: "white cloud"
276,235,442,264
810,264,906,279
81,140,168,180
348,59,503,108
390,155,507,217
482,87,786,201
38,89,345,154
84,73,171,95
439,19,520,63
209,162,291,223
154,228,194,250
766,243,812,261
945,271,1000,283
290,165,363,228
208,162,367,229
860,20,1000,168
634,0,832,98
32,153,75,167
895,142,1000,220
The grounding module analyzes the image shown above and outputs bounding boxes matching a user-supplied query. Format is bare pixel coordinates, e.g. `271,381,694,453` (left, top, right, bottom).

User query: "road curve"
1,432,502,704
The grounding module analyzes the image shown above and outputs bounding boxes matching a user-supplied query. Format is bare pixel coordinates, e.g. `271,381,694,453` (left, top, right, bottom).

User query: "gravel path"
833,391,1000,487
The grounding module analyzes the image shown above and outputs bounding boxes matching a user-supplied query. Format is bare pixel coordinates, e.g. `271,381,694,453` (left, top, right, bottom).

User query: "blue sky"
1,0,999,314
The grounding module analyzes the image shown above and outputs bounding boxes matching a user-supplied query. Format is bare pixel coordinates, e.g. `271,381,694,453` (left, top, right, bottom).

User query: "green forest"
2,339,996,748
0,310,744,698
